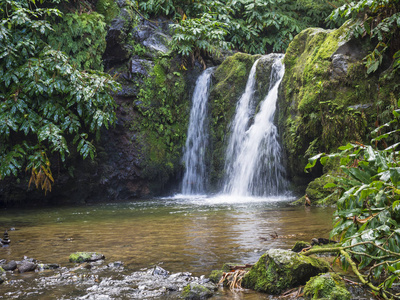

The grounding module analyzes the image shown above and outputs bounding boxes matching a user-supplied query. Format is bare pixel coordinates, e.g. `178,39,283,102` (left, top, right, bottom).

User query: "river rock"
291,241,311,252
242,249,329,294
69,252,105,263
304,272,351,300
37,263,60,271
2,260,17,271
18,261,37,273
181,282,216,300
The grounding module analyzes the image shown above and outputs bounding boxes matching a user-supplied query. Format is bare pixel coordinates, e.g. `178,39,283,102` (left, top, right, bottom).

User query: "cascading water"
223,54,287,196
182,67,215,195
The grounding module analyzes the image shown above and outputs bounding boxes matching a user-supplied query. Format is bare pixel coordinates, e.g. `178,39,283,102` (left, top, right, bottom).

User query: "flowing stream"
182,68,215,195
0,196,334,299
224,54,287,196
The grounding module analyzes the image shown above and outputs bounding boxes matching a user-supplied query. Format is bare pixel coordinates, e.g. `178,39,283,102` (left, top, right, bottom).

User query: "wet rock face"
242,249,329,294
131,19,172,56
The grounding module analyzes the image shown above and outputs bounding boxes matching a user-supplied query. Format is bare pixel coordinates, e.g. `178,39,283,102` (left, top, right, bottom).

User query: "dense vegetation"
0,0,119,193
304,1,400,297
138,0,346,56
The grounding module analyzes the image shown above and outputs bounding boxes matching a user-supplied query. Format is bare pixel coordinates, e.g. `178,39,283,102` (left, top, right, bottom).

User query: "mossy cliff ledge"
242,249,329,294
277,21,399,196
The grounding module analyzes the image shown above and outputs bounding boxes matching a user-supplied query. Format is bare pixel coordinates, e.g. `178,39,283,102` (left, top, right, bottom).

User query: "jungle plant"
169,13,230,67
48,11,107,71
329,0,400,74
138,0,346,55
304,106,400,298
0,0,119,193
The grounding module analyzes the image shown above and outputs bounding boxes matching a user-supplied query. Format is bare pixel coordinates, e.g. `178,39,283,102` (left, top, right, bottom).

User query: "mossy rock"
69,252,105,263
242,249,329,294
304,272,351,300
209,270,224,283
291,241,311,252
277,19,398,192
181,282,215,300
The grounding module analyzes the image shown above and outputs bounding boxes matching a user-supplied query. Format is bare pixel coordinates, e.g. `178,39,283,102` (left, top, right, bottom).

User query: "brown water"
0,195,335,298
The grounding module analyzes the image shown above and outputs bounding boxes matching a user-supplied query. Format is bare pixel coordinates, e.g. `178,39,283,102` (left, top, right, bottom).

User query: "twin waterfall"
181,68,215,195
182,54,287,197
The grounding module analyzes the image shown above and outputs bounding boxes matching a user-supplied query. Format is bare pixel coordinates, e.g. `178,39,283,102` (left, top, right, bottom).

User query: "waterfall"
182,67,215,195
223,54,287,196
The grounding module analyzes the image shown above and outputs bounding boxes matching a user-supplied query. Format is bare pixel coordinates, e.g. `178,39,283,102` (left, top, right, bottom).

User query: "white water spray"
182,67,215,195
223,54,287,196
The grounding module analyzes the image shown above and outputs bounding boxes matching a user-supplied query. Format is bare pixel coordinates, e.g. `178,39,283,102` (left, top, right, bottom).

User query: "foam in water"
181,67,215,195
223,54,287,196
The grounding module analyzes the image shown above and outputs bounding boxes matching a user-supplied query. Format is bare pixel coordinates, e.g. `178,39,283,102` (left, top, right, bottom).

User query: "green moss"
277,20,395,194
242,249,329,294
134,57,190,192
209,270,224,283
291,241,311,252
69,252,104,263
181,283,214,300
304,273,351,300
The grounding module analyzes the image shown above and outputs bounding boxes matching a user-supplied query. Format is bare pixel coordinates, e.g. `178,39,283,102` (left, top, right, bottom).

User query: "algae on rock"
242,249,329,294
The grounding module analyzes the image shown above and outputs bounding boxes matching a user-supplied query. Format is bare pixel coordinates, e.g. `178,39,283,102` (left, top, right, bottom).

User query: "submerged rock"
242,249,329,294
2,260,17,271
181,282,216,300
304,272,351,300
18,261,37,273
69,252,105,263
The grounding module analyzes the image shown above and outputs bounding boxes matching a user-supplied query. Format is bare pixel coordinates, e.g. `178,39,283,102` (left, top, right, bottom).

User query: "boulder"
242,249,329,294
304,272,351,300
69,252,105,263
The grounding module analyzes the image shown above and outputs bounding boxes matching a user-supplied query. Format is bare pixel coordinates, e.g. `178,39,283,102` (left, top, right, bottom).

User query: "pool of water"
0,195,335,298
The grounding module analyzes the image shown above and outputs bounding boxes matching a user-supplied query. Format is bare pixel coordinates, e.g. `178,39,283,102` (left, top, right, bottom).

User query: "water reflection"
0,196,334,277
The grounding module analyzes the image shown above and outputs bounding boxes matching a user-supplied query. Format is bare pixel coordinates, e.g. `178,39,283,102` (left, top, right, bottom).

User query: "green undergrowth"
134,57,189,190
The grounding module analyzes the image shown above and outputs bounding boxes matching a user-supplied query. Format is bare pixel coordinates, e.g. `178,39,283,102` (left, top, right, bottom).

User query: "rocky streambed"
0,255,217,300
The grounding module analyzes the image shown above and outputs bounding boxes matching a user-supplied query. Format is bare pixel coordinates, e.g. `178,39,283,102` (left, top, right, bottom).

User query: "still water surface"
0,195,335,298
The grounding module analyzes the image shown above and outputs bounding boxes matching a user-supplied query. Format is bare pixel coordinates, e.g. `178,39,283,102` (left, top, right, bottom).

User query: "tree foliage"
48,11,107,71
329,0,400,73
138,0,346,55
0,0,119,193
